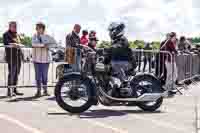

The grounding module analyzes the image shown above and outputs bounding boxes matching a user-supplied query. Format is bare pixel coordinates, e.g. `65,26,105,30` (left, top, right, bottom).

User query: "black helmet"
108,22,125,40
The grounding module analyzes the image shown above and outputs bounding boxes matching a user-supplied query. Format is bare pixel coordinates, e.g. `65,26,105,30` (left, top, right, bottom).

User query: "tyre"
55,76,94,113
137,97,163,112
131,74,164,112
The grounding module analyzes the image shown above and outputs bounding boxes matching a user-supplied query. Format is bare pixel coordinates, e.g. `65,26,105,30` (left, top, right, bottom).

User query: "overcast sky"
0,0,200,43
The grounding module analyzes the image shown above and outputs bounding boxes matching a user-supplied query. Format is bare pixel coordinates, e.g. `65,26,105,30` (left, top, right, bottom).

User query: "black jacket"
3,31,23,64
65,31,80,48
105,36,136,69
110,36,131,61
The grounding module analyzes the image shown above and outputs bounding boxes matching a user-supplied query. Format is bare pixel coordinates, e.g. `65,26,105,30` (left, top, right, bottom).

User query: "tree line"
0,35,32,47
0,35,200,49
98,40,160,49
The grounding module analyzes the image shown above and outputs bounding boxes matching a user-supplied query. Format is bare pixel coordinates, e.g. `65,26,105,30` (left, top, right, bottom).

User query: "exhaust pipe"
99,88,165,102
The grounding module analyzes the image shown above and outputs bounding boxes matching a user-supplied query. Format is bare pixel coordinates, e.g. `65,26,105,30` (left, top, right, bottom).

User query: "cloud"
0,0,199,43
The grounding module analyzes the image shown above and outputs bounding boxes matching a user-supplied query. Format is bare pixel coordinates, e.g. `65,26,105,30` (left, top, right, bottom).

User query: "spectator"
178,36,191,52
65,24,81,72
32,22,56,97
66,24,81,48
143,43,152,72
136,44,143,72
88,30,98,50
155,33,170,83
3,21,24,97
80,30,89,46
89,30,96,39
161,32,178,93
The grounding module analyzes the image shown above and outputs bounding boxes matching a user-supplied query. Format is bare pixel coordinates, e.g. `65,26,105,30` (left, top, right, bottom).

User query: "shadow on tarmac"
46,96,56,101
0,96,8,99
6,96,39,102
47,109,163,119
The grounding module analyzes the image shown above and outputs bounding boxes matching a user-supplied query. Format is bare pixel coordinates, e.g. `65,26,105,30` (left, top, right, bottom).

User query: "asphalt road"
0,63,200,133
0,82,199,133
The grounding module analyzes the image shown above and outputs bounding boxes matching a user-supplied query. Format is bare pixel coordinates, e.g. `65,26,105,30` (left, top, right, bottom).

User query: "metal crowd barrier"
133,49,200,85
132,49,175,89
0,45,65,88
0,45,190,91
176,52,200,83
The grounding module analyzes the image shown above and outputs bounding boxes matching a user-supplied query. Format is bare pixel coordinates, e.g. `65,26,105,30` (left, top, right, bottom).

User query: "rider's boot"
111,84,121,98
91,96,98,105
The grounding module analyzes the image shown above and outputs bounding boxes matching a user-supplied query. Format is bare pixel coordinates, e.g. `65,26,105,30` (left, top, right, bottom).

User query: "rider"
105,22,136,85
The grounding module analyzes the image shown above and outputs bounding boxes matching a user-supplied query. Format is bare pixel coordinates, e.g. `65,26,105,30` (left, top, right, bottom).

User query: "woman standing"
32,23,55,97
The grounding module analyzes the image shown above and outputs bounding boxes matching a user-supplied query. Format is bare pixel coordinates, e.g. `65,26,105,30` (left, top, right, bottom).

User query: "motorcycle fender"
56,64,73,79
62,72,82,80
131,73,164,92
134,73,161,83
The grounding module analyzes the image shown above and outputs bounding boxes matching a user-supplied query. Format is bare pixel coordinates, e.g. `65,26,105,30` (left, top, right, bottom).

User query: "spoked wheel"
131,74,164,112
55,78,94,113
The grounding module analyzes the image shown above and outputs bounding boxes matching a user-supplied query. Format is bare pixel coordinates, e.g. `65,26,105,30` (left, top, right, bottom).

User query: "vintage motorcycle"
54,46,167,113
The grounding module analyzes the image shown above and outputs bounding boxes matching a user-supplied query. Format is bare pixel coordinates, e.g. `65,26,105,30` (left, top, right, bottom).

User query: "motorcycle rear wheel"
131,74,164,112
137,98,163,112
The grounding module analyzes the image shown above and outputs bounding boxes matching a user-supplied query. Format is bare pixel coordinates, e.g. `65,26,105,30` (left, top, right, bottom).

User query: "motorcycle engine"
110,77,133,98
120,86,133,97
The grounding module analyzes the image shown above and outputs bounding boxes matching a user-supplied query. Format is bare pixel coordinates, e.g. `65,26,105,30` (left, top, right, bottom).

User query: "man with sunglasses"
3,21,24,97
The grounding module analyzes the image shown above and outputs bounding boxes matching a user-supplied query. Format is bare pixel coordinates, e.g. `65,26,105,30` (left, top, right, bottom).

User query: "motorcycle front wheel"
55,77,94,113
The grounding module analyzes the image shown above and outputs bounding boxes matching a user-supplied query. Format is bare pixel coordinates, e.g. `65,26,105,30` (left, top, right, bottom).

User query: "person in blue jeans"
32,22,56,97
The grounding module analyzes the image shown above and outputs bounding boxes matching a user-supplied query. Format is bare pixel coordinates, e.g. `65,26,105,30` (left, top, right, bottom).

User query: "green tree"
133,40,145,48
98,41,111,48
151,41,160,49
21,36,32,47
19,34,32,47
0,34,32,47
190,37,200,44
0,36,3,44
129,41,137,49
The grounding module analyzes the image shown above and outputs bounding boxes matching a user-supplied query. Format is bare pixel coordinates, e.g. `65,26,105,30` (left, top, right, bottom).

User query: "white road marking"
0,114,44,133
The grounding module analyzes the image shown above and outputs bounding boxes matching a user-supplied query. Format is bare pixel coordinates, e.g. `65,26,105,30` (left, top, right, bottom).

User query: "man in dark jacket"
65,24,97,105
65,24,81,72
66,24,81,48
3,21,24,96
